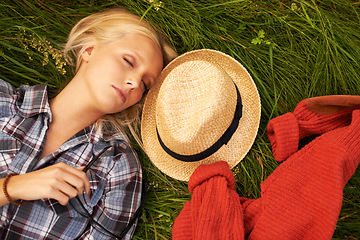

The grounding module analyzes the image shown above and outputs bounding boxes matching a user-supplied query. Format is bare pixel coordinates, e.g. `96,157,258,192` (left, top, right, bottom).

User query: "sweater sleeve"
172,161,245,240
267,95,360,162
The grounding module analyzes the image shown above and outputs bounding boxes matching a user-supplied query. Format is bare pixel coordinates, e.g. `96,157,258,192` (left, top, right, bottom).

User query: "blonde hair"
64,8,177,147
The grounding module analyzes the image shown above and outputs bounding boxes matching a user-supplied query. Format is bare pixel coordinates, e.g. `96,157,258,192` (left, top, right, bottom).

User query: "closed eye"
123,57,134,67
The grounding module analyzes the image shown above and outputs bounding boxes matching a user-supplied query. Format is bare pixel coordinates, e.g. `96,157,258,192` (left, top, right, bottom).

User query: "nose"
126,76,141,90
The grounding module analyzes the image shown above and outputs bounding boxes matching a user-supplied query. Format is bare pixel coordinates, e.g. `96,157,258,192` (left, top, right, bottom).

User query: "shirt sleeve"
79,143,143,240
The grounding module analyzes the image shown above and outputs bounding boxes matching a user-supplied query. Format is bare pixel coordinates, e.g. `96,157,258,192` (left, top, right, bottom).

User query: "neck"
49,77,104,136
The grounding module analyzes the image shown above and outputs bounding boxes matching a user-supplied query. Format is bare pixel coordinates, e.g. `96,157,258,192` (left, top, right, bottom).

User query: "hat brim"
141,49,261,181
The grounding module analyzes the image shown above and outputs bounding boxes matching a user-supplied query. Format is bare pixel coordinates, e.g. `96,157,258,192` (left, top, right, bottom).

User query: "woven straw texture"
141,49,261,181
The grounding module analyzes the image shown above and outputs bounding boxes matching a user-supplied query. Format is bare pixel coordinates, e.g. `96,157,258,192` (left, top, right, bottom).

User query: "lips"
112,85,127,103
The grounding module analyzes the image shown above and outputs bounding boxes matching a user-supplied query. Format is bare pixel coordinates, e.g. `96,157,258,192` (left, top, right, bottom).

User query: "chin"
100,99,127,114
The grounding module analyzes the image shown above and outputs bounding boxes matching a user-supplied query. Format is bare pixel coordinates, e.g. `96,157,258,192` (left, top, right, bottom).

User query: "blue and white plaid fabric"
0,79,142,239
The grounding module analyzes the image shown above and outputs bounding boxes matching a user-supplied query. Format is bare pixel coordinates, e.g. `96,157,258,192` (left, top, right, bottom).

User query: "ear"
81,43,96,63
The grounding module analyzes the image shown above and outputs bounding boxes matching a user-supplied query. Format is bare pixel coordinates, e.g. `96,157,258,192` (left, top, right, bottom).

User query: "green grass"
1,0,359,239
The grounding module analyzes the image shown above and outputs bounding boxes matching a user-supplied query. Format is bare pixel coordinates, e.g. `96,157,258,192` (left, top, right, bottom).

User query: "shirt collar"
64,123,128,149
17,84,52,120
90,126,129,144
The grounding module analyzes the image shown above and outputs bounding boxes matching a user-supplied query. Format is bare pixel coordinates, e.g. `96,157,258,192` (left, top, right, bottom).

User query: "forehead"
109,33,161,56
109,32,158,47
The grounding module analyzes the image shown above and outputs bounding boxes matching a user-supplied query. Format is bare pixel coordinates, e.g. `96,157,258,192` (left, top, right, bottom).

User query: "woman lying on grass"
0,7,176,239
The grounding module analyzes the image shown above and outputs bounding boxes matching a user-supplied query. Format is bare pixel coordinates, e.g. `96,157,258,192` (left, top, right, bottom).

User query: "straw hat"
141,49,261,181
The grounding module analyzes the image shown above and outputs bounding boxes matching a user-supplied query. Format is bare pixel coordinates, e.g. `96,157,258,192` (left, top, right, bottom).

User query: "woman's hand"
3,162,90,206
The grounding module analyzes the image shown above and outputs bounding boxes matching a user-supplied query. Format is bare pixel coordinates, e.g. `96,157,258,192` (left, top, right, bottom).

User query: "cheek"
128,92,144,107
126,91,143,108
135,92,144,103
93,56,121,76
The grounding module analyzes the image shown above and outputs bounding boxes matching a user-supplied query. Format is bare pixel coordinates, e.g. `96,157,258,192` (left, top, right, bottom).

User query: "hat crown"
156,60,237,156
141,49,261,181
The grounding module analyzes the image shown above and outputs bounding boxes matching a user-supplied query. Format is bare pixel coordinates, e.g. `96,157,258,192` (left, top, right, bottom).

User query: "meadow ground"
1,0,359,239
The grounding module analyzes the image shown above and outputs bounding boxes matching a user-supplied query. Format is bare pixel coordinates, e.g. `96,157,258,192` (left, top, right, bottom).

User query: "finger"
67,171,90,195
56,181,79,199
55,163,90,195
49,188,72,206
77,166,91,193
77,166,86,171
83,176,91,196
75,166,91,195
61,172,87,195
56,162,87,179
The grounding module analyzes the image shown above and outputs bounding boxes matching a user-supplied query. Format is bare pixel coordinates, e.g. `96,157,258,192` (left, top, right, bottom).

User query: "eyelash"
124,57,133,67
124,57,149,92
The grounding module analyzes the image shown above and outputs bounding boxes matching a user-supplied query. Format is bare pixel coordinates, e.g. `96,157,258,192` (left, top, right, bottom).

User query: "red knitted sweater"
172,95,360,240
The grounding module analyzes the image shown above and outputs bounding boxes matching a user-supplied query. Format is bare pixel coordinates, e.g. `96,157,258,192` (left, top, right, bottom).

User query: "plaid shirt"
0,79,142,239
